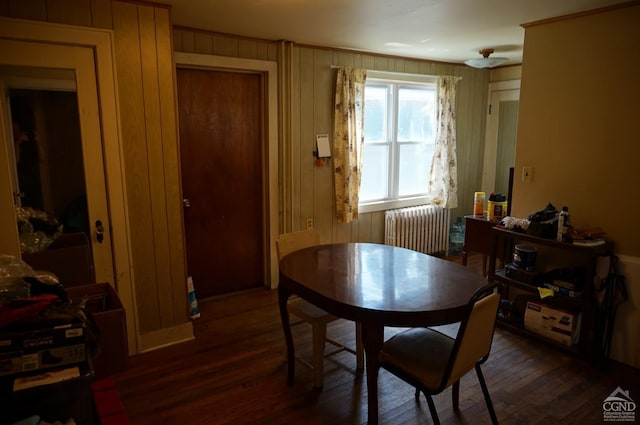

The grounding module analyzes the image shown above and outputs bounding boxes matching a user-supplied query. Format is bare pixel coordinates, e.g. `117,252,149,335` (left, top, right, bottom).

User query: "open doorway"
482,81,520,197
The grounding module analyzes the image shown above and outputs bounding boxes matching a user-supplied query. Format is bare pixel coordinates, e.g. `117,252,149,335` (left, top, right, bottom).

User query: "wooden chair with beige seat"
275,229,364,388
378,283,501,425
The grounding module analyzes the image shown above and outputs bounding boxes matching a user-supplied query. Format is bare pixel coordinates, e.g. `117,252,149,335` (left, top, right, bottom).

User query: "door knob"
183,198,191,208
95,220,104,243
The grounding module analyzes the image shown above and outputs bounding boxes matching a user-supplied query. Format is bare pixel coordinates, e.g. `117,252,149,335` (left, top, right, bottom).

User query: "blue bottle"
449,217,464,255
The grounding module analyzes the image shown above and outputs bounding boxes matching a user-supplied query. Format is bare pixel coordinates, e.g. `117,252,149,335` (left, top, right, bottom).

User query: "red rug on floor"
91,377,130,425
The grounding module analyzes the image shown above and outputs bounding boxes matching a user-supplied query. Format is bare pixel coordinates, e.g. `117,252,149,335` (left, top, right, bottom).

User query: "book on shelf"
542,282,583,298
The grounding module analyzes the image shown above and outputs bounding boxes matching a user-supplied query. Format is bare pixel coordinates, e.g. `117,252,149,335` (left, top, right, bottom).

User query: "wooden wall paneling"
468,69,489,216
462,68,488,219
155,7,188,325
90,0,112,29
194,31,213,55
352,53,364,68
167,30,491,254
112,1,160,333
404,59,420,74
332,51,354,68
180,29,195,53
371,211,385,243
0,0,8,15
182,31,196,53
451,67,469,221
471,69,490,215
46,0,92,26
361,54,375,70
256,42,270,61
6,0,46,20
392,58,406,73
297,47,314,233
213,34,239,57
238,39,258,59
279,42,293,231
355,213,371,242
138,5,174,329
172,28,183,51
419,61,436,75
312,49,334,239
374,56,389,71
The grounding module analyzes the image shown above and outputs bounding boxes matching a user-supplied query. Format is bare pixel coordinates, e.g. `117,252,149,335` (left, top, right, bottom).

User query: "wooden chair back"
275,229,321,261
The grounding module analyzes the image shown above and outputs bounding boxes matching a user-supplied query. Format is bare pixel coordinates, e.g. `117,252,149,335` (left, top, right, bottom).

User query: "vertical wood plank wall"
0,0,189,339
173,27,490,244
0,0,489,349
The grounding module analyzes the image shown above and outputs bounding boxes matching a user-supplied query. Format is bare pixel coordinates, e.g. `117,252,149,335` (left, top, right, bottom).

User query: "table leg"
278,286,295,386
362,323,384,425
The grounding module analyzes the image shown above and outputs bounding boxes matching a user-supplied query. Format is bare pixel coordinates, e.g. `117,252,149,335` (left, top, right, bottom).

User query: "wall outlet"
306,218,313,229
522,166,533,183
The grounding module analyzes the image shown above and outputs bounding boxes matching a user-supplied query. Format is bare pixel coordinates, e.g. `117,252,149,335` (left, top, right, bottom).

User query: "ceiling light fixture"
464,48,508,69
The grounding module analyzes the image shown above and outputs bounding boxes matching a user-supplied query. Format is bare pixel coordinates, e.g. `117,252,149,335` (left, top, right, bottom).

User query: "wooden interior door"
177,68,264,298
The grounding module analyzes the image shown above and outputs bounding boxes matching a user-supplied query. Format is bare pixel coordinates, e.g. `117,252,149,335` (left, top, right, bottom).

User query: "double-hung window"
359,72,438,213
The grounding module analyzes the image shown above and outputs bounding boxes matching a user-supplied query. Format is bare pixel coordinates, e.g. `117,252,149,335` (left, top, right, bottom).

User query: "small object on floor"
187,276,200,320
92,377,130,425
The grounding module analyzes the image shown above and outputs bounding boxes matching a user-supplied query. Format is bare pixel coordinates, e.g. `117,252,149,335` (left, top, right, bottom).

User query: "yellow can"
473,192,485,215
488,200,508,221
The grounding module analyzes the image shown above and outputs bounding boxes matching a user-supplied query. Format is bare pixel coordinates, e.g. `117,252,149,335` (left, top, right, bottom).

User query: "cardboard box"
0,362,95,425
0,343,86,376
524,300,581,346
66,283,128,378
22,232,95,286
0,321,86,353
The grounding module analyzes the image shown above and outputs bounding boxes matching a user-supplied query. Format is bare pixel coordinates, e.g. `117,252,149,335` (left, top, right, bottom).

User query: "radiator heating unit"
384,205,451,255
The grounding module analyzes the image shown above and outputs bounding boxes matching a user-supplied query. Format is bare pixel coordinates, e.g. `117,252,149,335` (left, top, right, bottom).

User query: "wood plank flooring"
113,254,639,424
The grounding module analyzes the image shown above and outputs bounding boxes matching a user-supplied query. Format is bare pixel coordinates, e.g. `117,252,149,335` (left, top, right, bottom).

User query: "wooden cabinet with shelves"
487,227,613,363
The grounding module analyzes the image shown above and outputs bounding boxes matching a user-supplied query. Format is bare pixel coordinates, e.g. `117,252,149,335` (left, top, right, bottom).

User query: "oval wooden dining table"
278,242,488,425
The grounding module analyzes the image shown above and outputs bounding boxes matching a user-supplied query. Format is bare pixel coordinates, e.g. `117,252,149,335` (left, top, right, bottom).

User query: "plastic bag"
0,255,60,306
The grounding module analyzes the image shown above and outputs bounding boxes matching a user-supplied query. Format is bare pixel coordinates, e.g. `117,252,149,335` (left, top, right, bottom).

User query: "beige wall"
514,4,640,256
173,28,491,244
516,4,640,366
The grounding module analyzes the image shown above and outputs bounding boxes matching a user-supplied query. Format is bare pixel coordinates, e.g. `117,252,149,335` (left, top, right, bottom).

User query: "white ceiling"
163,0,626,66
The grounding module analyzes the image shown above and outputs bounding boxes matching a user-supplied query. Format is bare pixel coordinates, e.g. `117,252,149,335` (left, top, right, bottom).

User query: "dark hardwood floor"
113,254,639,424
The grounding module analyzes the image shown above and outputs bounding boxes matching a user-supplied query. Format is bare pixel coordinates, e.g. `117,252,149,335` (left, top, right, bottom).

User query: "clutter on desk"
1,255,102,425
487,192,508,221
497,203,609,247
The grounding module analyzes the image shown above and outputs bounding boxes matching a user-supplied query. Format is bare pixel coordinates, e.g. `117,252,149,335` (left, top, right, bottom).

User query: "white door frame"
174,52,279,288
0,17,138,354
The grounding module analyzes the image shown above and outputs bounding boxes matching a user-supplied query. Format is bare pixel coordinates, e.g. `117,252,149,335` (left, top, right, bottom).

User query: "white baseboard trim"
137,322,195,354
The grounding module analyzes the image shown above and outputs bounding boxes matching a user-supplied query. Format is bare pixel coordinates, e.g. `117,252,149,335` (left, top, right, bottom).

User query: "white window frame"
359,71,438,214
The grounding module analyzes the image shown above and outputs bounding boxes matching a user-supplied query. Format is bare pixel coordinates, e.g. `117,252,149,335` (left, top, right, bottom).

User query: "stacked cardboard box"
524,300,581,346
0,321,94,424
0,321,87,377
66,282,128,378
22,232,94,286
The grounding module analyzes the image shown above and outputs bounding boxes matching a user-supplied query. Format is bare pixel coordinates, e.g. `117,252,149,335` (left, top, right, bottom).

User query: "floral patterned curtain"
428,75,461,209
333,68,367,223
